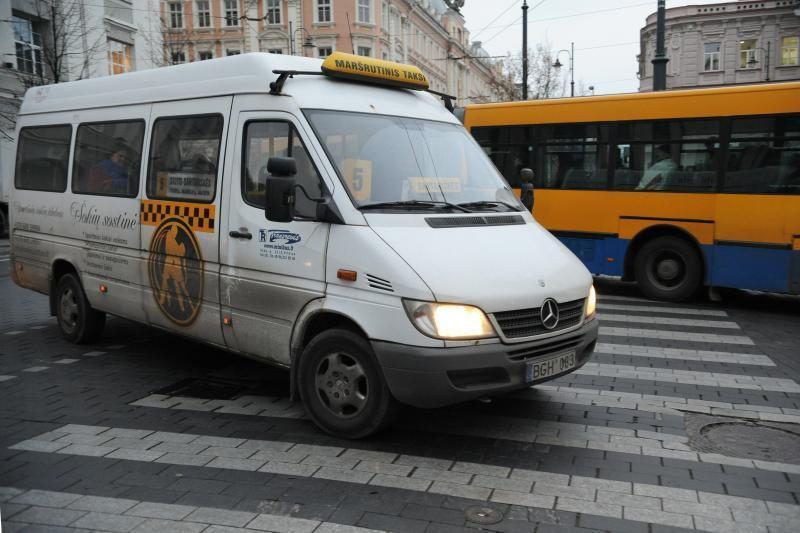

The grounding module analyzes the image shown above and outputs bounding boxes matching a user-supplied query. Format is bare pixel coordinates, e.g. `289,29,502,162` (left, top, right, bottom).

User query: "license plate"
526,351,576,382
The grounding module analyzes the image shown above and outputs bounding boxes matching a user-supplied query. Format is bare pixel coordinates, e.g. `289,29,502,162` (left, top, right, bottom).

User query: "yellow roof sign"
321,52,429,91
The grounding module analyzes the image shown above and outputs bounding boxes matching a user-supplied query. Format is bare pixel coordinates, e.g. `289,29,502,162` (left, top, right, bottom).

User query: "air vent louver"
366,274,394,292
425,215,525,228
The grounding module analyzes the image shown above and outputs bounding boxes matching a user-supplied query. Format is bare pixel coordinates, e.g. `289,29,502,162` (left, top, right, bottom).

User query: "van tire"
298,328,396,439
55,273,106,344
634,236,703,302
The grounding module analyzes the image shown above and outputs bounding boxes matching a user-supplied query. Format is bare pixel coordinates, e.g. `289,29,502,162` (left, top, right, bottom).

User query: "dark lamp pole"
553,43,575,97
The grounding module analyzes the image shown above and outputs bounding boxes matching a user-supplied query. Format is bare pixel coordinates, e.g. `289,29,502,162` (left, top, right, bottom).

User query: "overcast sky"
460,0,729,95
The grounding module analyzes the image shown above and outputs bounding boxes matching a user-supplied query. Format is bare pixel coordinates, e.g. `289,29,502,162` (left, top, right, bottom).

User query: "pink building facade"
162,0,507,104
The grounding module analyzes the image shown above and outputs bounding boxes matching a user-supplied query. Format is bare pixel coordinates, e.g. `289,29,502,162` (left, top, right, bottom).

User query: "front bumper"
372,318,598,408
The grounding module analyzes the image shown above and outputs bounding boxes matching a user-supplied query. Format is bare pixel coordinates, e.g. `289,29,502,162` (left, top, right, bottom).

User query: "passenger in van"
88,139,133,194
636,144,677,190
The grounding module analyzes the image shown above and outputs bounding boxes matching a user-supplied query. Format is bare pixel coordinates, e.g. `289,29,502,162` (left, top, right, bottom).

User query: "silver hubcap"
315,352,368,418
656,258,681,281
59,287,79,333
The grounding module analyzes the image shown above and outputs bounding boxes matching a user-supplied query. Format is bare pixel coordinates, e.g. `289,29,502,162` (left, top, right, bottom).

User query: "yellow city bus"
462,82,800,301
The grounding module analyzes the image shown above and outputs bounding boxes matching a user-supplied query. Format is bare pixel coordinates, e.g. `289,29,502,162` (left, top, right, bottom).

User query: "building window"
109,40,133,74
198,50,213,60
227,49,240,56
739,39,757,68
318,46,332,58
317,0,332,23
12,16,43,76
171,51,186,64
196,1,211,28
782,36,799,66
357,46,372,57
382,2,388,30
169,2,183,28
224,0,239,26
357,0,371,23
266,0,281,24
268,48,283,54
704,42,720,71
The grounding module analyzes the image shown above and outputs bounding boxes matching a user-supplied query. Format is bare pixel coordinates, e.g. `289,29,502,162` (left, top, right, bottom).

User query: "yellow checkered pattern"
141,200,216,233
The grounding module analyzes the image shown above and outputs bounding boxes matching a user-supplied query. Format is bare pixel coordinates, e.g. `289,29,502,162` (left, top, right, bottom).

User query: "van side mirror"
265,157,297,223
520,168,535,211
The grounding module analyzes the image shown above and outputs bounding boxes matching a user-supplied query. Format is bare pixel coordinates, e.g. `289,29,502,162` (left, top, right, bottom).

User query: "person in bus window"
636,144,677,190
88,139,132,194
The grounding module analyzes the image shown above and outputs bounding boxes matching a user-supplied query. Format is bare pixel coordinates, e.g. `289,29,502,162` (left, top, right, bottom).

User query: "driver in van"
88,138,132,194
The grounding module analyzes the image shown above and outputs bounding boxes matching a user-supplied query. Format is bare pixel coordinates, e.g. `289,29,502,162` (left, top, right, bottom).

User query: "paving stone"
396,455,454,471
578,514,649,533
106,448,165,462
9,440,69,453
428,482,491,501
411,468,472,485
471,474,532,493
490,490,555,509
314,466,375,484
71,511,146,532
316,523,384,533
155,452,213,466
125,502,196,520
246,513,320,532
0,502,28,520
532,482,595,502
184,507,257,527
10,506,87,526
358,512,428,533
400,503,465,526
67,495,139,514
595,491,661,510
369,473,432,492
206,456,266,471
11,490,83,508
451,461,511,478
555,498,622,519
633,483,697,502
130,518,207,533
355,461,413,477
259,461,320,477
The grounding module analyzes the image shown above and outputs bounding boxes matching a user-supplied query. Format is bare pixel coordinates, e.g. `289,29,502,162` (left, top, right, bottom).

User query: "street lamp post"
746,41,772,82
553,42,575,97
288,23,315,57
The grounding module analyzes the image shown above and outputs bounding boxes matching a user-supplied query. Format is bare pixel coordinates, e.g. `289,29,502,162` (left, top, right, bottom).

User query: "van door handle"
229,230,252,240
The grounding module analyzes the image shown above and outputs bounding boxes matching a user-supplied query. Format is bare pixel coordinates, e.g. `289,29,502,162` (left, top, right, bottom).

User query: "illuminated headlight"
403,300,496,340
585,285,597,318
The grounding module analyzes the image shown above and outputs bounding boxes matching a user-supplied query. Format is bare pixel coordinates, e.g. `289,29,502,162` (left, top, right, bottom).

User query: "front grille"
493,298,585,339
507,337,582,362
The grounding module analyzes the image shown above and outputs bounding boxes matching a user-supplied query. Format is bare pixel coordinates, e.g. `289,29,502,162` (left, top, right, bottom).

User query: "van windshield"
304,109,521,212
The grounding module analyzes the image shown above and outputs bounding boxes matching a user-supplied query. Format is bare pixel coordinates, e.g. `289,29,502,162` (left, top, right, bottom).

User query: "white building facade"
639,0,800,91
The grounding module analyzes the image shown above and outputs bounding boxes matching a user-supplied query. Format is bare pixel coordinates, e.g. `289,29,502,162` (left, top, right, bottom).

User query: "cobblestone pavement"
1,247,799,533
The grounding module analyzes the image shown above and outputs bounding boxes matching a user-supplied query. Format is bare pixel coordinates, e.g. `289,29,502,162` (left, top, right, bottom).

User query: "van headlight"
585,285,597,318
403,300,496,340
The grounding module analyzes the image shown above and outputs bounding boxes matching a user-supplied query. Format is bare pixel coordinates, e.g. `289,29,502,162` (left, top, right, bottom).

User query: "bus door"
219,109,329,363
140,98,231,346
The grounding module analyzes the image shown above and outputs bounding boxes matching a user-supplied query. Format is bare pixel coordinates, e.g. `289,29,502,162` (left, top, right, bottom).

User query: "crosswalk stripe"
595,343,775,366
2,487,384,533
599,303,728,317
126,393,800,471
513,385,800,424
600,326,755,345
576,362,800,393
8,425,800,532
598,313,740,329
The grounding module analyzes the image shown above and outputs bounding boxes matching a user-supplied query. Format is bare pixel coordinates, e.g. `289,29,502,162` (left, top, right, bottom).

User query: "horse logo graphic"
148,217,203,326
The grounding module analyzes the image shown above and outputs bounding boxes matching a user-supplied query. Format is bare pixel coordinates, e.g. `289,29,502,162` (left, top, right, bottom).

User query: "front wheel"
634,236,703,302
55,273,106,343
298,328,396,439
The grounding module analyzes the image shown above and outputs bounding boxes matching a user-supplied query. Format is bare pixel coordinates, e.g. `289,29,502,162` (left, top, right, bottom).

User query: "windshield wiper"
457,200,522,212
360,200,472,213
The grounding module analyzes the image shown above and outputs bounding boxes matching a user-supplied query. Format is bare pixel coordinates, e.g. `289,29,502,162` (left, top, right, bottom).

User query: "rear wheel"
298,328,396,439
634,236,703,302
55,273,106,343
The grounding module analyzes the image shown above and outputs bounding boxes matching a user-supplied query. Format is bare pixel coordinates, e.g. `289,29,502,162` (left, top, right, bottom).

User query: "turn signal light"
99,284,108,293
337,269,357,282
223,316,233,326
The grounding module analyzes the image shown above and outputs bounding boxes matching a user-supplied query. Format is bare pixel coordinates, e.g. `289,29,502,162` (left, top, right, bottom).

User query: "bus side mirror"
520,168,535,211
265,157,297,223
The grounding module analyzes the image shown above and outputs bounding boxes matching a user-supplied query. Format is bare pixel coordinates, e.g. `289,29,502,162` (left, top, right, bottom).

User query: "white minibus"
10,53,597,438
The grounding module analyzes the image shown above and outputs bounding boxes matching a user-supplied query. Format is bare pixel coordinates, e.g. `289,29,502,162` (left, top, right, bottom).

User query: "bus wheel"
634,236,702,302
298,328,396,439
55,273,106,344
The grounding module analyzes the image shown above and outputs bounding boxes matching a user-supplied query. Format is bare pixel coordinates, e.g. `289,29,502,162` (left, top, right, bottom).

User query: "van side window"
15,125,72,192
72,120,145,197
146,114,223,203
243,121,325,218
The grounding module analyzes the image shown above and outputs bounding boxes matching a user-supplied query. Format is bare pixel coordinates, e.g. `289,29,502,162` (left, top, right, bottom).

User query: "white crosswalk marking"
594,343,775,366
600,326,755,345
576,362,800,392
598,313,741,329
599,302,729,317
8,426,800,532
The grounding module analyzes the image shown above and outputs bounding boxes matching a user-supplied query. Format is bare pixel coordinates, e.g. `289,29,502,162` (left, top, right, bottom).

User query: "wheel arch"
49,259,80,316
623,224,708,283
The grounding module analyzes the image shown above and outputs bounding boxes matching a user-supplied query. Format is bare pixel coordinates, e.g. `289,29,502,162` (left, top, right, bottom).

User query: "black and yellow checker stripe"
140,200,216,233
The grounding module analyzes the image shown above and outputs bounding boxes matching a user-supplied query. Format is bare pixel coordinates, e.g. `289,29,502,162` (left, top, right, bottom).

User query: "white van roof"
18,53,454,124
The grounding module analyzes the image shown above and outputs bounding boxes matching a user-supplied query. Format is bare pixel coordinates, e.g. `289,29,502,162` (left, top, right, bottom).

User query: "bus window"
724,115,800,194
471,126,534,188
72,120,145,197
15,125,72,192
146,114,223,203
613,120,719,192
540,123,609,190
